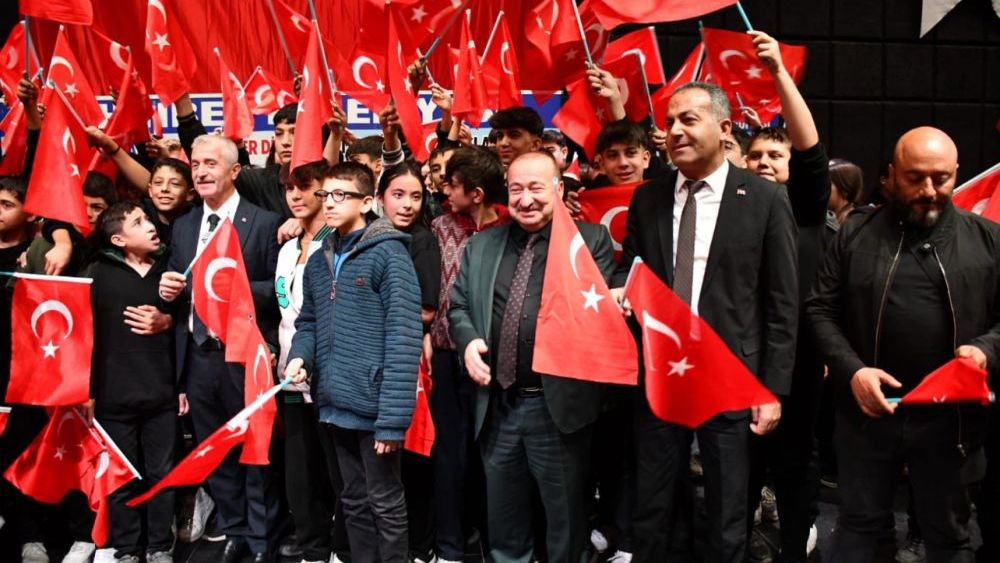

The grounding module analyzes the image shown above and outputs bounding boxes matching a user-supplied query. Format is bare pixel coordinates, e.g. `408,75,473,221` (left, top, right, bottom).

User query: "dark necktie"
674,180,705,306
496,232,539,389
193,213,222,346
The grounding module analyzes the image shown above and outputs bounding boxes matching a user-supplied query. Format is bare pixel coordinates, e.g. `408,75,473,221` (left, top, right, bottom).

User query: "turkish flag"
144,0,198,107
900,358,993,406
701,27,806,124
6,274,93,406
404,355,435,457
245,66,297,115
0,23,40,104
551,75,611,159
332,43,391,114
392,0,466,55
268,0,311,64
216,50,254,142
952,162,1000,223
590,0,735,29
128,381,286,506
4,407,137,545
290,26,333,172
0,101,28,176
24,89,92,235
533,199,638,385
479,14,523,110
103,52,153,150
600,54,651,123
20,0,93,25
188,220,256,362
87,29,132,94
577,182,643,262
239,328,277,465
452,18,488,127
44,27,105,128
624,260,777,427
651,42,709,127
604,26,666,84
526,0,595,81
387,14,432,163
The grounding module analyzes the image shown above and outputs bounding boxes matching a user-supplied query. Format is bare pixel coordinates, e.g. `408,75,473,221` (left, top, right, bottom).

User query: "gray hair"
191,134,239,167
673,82,731,123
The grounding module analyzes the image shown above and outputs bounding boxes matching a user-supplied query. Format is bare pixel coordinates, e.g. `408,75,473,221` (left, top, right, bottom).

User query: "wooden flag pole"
478,10,504,64
634,52,655,123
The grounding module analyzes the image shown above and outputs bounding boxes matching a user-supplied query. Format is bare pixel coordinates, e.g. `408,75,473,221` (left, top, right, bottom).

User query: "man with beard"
807,126,1000,562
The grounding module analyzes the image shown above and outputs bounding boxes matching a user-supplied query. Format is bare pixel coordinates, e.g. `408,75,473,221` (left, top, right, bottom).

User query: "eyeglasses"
315,189,367,203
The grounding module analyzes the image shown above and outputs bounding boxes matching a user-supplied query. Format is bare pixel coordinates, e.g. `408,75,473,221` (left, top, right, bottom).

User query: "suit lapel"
655,170,679,286
233,199,255,249
700,166,745,300
182,207,205,265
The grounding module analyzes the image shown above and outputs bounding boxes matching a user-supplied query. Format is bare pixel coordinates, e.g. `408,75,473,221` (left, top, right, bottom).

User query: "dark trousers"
185,342,279,554
976,404,1000,560
326,425,408,563
429,349,475,560
587,392,635,552
747,360,823,562
403,451,435,556
0,405,50,544
479,392,590,563
282,396,347,561
829,408,982,563
101,409,177,557
633,391,750,563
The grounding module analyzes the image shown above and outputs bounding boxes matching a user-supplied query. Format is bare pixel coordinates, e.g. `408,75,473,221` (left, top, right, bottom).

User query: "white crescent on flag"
204,257,238,302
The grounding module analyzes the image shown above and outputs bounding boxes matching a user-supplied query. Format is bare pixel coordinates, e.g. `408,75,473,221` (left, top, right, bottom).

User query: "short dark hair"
274,103,297,126
595,120,648,155
488,107,544,138
445,146,505,205
324,161,376,196
0,175,27,202
541,129,567,147
429,145,457,161
150,157,193,189
749,126,791,148
346,135,383,162
97,201,142,245
84,172,118,205
290,160,330,188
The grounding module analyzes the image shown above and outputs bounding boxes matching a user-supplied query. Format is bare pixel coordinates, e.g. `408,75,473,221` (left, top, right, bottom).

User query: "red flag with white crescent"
952,162,1000,223
43,26,106,128
532,199,638,385
245,67,297,115
479,14,523,110
624,260,777,427
604,26,666,84
216,50,255,142
452,18,487,127
387,14,431,163
0,22,40,104
290,26,333,172
577,181,643,262
239,328,277,465
144,0,198,107
6,274,93,406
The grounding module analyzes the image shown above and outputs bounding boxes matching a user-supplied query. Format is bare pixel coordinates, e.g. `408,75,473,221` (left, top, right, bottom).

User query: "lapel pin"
241,216,248,223
736,188,747,196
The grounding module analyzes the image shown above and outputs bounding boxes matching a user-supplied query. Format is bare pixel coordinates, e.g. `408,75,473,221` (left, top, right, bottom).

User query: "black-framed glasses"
315,189,367,203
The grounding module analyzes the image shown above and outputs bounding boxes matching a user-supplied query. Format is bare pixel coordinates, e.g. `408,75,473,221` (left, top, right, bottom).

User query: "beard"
894,195,942,228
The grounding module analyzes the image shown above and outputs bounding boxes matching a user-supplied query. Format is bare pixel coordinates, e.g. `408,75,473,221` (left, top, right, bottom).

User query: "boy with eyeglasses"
284,161,423,563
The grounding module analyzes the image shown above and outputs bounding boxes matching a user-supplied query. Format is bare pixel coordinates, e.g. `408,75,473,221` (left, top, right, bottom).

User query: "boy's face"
148,166,193,214
598,142,650,185
0,190,27,238
111,208,160,254
286,178,323,221
541,142,568,170
429,151,454,191
84,196,110,228
493,127,541,166
443,174,480,215
746,138,792,184
320,177,372,231
273,121,295,165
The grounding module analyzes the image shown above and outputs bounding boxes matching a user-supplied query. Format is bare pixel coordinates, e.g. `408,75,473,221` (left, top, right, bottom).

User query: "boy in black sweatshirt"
84,202,180,563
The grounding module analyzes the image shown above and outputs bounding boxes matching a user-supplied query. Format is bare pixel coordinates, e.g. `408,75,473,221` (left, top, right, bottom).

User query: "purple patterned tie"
496,232,539,389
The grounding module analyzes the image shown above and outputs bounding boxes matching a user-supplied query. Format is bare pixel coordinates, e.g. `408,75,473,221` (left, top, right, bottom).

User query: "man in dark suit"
449,151,611,563
159,134,282,563
610,82,799,562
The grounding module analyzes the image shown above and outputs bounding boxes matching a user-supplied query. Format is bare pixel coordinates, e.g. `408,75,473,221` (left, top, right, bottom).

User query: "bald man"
806,127,1000,562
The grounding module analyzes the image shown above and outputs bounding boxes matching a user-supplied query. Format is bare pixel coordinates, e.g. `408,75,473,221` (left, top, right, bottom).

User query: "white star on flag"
54,445,67,459
581,284,604,312
64,83,79,97
69,164,80,178
194,445,213,458
297,100,305,113
411,5,428,23
41,340,59,358
744,65,763,79
152,33,170,52
563,48,579,61
668,357,694,377
375,80,385,92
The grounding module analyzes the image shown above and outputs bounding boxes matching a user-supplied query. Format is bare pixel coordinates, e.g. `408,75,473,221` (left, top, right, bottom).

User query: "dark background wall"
652,0,999,194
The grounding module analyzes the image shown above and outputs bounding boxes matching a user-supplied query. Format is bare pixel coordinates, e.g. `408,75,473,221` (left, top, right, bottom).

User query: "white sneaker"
192,487,216,542
590,529,609,553
61,542,95,563
607,551,633,563
22,542,49,563
806,524,818,555
92,548,115,563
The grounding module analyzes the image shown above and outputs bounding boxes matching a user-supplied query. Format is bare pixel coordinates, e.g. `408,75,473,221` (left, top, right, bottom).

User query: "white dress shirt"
189,192,242,332
671,160,729,316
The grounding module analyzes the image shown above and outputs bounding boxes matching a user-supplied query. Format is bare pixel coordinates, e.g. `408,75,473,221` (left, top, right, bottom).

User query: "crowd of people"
0,25,998,563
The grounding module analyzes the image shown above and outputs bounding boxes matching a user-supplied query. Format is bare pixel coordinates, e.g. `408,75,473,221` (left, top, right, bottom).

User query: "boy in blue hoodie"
285,161,423,563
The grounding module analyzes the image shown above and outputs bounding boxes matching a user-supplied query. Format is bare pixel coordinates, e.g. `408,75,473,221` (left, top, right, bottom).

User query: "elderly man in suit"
610,82,799,563
449,151,612,563
159,134,282,563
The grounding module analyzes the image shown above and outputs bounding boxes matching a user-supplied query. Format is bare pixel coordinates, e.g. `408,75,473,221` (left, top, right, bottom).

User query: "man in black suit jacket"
449,151,610,563
610,82,798,562
159,135,282,563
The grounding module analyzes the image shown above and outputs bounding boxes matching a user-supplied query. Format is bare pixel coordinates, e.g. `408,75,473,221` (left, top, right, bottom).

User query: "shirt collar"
676,159,730,196
203,191,241,221
510,220,552,246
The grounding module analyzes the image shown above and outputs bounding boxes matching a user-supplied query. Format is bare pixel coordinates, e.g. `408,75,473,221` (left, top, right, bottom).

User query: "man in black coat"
610,82,799,562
